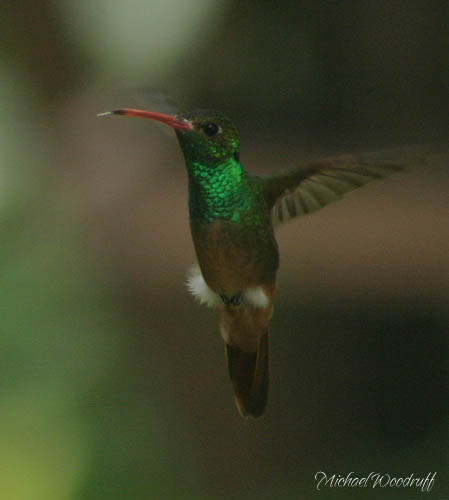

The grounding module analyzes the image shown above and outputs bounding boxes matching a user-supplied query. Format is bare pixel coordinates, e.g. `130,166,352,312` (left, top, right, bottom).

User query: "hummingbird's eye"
202,122,220,137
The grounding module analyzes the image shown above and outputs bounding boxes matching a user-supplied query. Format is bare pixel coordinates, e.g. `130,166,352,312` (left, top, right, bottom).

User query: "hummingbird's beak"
97,108,192,131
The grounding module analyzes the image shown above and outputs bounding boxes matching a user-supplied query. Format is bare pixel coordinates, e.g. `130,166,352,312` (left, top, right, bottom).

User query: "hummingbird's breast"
190,216,279,298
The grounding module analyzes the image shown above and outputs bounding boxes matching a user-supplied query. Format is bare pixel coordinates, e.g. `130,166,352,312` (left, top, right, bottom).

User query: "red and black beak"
98,108,192,131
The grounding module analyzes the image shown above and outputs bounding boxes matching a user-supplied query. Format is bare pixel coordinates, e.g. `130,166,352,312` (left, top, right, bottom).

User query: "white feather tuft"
186,265,221,308
244,287,269,308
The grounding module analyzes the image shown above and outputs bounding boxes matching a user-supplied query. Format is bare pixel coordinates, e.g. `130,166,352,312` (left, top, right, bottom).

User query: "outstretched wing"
265,148,424,227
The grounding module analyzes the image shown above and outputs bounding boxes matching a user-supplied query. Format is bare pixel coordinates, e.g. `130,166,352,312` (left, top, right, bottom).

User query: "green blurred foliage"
0,1,448,499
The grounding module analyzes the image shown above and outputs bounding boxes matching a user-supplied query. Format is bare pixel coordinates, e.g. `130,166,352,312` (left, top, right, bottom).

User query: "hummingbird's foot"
220,293,243,306
230,293,243,306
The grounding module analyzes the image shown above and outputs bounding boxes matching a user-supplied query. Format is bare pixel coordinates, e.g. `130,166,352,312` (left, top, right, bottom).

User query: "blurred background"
1,1,448,499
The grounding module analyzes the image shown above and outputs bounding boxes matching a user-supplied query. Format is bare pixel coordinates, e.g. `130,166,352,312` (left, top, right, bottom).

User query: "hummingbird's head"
98,107,240,166
173,109,240,165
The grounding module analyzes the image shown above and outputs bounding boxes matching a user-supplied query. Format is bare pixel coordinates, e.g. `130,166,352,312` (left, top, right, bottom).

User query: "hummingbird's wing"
133,89,180,115
265,148,427,227
129,90,183,138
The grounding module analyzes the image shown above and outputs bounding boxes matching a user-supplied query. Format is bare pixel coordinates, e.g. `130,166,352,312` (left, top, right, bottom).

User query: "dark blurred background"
1,1,448,499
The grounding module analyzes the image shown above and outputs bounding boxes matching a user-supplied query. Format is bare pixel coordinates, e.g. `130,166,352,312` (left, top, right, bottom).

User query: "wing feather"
265,149,423,227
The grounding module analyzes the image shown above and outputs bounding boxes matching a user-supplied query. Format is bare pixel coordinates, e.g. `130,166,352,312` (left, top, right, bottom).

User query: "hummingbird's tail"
225,332,269,418
218,289,273,418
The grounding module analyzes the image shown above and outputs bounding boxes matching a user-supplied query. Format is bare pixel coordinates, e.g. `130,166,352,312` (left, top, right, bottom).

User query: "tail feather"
225,332,269,418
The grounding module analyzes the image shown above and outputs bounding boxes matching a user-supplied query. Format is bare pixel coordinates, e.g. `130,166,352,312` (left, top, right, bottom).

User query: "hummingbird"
99,107,412,418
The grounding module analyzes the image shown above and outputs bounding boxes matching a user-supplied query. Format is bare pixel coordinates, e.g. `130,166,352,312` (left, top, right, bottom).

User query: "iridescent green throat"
187,157,251,223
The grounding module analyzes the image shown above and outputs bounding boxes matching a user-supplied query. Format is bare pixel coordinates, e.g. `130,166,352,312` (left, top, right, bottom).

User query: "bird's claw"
220,293,243,306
